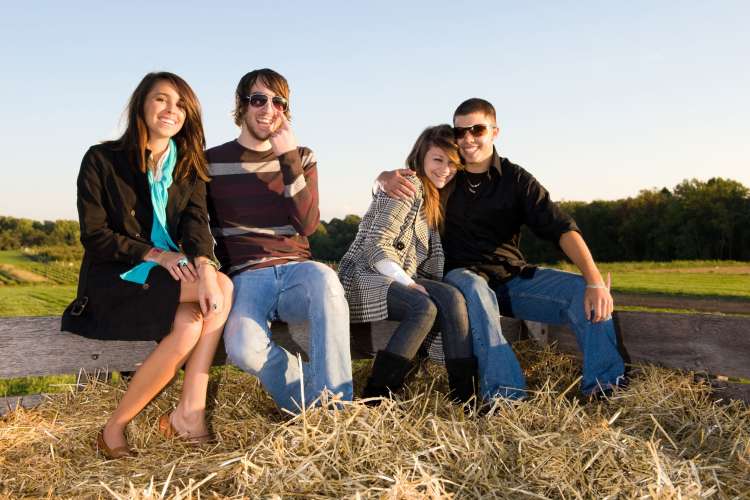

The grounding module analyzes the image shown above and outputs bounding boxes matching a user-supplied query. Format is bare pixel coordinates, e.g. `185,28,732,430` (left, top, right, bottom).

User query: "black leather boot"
361,350,413,405
445,356,479,404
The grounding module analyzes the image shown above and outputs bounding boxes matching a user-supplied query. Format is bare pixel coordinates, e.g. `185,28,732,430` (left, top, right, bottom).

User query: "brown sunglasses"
453,124,496,139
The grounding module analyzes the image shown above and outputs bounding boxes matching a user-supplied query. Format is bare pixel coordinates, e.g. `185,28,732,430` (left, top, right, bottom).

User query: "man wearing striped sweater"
205,68,352,413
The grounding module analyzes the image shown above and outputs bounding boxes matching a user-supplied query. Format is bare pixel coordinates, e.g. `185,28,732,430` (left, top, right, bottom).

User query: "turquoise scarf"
120,139,180,284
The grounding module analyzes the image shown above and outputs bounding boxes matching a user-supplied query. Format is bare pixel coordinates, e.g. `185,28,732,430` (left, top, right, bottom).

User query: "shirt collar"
147,141,173,182
490,147,504,176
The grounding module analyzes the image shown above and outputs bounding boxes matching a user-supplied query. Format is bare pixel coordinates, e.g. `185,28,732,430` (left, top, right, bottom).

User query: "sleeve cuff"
278,149,304,184
374,259,415,286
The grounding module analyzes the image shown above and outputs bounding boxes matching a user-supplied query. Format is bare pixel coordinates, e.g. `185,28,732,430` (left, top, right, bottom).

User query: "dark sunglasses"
453,124,496,139
242,92,289,112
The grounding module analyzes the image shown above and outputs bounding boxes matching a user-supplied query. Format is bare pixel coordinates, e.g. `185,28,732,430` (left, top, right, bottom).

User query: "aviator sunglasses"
242,92,289,112
453,124,496,139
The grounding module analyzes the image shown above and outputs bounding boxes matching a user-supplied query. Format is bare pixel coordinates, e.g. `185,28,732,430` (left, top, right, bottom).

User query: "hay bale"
1,341,748,498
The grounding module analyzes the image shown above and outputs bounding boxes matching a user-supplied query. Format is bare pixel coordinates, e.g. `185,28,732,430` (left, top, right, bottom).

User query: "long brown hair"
405,125,462,230
112,72,209,182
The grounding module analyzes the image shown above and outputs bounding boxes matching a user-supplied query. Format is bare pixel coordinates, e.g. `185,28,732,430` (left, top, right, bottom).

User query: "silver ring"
178,258,189,268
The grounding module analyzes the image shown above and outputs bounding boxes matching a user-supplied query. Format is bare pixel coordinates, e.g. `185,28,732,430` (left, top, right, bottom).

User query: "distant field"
0,284,76,316
0,257,748,319
0,249,79,285
610,272,749,298
551,260,750,300
0,249,79,316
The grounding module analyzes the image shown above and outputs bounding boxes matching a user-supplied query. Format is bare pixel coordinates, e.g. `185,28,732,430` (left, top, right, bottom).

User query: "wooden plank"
0,317,324,378
614,292,750,315
709,381,750,403
7,312,747,397
1,316,529,379
3,313,748,407
0,317,158,379
0,394,47,416
547,310,750,380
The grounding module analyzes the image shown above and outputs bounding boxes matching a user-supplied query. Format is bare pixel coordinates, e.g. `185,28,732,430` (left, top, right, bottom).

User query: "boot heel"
445,356,479,404
361,350,414,404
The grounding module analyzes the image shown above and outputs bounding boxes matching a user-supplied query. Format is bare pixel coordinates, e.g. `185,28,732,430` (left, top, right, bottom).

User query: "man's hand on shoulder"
376,168,417,200
270,113,298,157
584,272,613,322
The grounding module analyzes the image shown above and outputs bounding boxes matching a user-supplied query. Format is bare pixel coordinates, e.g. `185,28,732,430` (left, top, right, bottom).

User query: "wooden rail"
2,306,749,414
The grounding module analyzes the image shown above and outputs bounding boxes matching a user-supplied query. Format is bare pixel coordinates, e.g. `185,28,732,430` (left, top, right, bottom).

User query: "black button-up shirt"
442,149,579,285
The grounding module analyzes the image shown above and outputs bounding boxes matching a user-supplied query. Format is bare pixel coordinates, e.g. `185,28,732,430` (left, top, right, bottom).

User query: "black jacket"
61,142,215,340
76,142,214,265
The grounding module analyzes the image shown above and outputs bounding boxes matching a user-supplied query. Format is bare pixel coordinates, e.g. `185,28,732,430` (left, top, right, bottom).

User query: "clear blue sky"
1,1,748,222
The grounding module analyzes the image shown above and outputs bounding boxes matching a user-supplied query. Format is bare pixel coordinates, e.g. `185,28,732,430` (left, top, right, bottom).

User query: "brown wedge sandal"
96,430,136,459
157,413,213,445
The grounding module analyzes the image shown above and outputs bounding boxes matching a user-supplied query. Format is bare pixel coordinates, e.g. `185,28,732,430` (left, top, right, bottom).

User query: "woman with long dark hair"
62,72,233,458
338,125,477,404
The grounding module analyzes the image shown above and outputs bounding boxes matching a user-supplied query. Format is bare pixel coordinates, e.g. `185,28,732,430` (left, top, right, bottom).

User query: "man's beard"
247,124,272,142
244,116,274,142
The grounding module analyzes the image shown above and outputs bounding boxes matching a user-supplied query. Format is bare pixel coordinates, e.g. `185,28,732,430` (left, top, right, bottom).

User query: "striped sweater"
205,140,319,274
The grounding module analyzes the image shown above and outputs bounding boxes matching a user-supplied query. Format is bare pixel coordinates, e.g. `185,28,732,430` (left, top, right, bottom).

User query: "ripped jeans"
224,261,353,413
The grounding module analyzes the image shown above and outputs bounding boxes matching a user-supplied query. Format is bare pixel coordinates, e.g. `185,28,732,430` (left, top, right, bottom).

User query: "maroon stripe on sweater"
205,140,319,273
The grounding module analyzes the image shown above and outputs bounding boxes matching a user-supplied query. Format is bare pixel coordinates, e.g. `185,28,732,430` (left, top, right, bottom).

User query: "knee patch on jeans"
291,261,344,299
312,264,345,298
226,320,272,371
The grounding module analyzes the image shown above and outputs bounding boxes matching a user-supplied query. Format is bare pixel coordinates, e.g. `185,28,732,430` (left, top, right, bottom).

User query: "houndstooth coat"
338,176,444,323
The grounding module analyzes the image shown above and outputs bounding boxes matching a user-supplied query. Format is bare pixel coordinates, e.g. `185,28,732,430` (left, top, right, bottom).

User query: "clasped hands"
144,249,224,317
146,249,197,282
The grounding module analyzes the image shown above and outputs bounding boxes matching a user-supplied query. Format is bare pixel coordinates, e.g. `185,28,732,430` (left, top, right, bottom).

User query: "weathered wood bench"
2,297,749,414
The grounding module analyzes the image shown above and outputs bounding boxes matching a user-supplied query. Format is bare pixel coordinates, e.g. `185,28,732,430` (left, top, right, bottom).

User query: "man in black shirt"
379,99,625,399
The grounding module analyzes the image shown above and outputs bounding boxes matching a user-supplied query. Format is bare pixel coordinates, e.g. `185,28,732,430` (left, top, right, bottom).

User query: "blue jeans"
224,261,353,413
444,267,625,398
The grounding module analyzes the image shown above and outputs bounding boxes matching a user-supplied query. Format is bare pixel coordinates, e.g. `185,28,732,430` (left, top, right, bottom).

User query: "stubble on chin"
245,116,280,143
249,127,271,142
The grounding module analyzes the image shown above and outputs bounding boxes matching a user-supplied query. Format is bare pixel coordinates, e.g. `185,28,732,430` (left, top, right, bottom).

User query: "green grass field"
0,249,79,285
0,284,76,316
610,272,749,298
0,374,78,397
0,249,79,317
552,260,750,299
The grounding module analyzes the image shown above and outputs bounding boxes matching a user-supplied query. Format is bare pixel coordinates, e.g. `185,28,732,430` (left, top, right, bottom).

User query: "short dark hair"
453,98,496,124
233,68,291,126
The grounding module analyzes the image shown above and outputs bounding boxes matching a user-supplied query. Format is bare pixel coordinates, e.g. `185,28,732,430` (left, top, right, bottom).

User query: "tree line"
0,217,79,250
312,177,750,263
521,177,750,263
3,177,749,263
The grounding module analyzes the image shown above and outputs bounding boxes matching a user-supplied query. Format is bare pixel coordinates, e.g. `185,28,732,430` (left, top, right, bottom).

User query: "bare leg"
102,302,203,449
170,273,234,437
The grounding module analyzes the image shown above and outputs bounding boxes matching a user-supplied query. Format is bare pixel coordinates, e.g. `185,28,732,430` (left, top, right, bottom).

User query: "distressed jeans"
224,261,353,413
444,267,625,399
